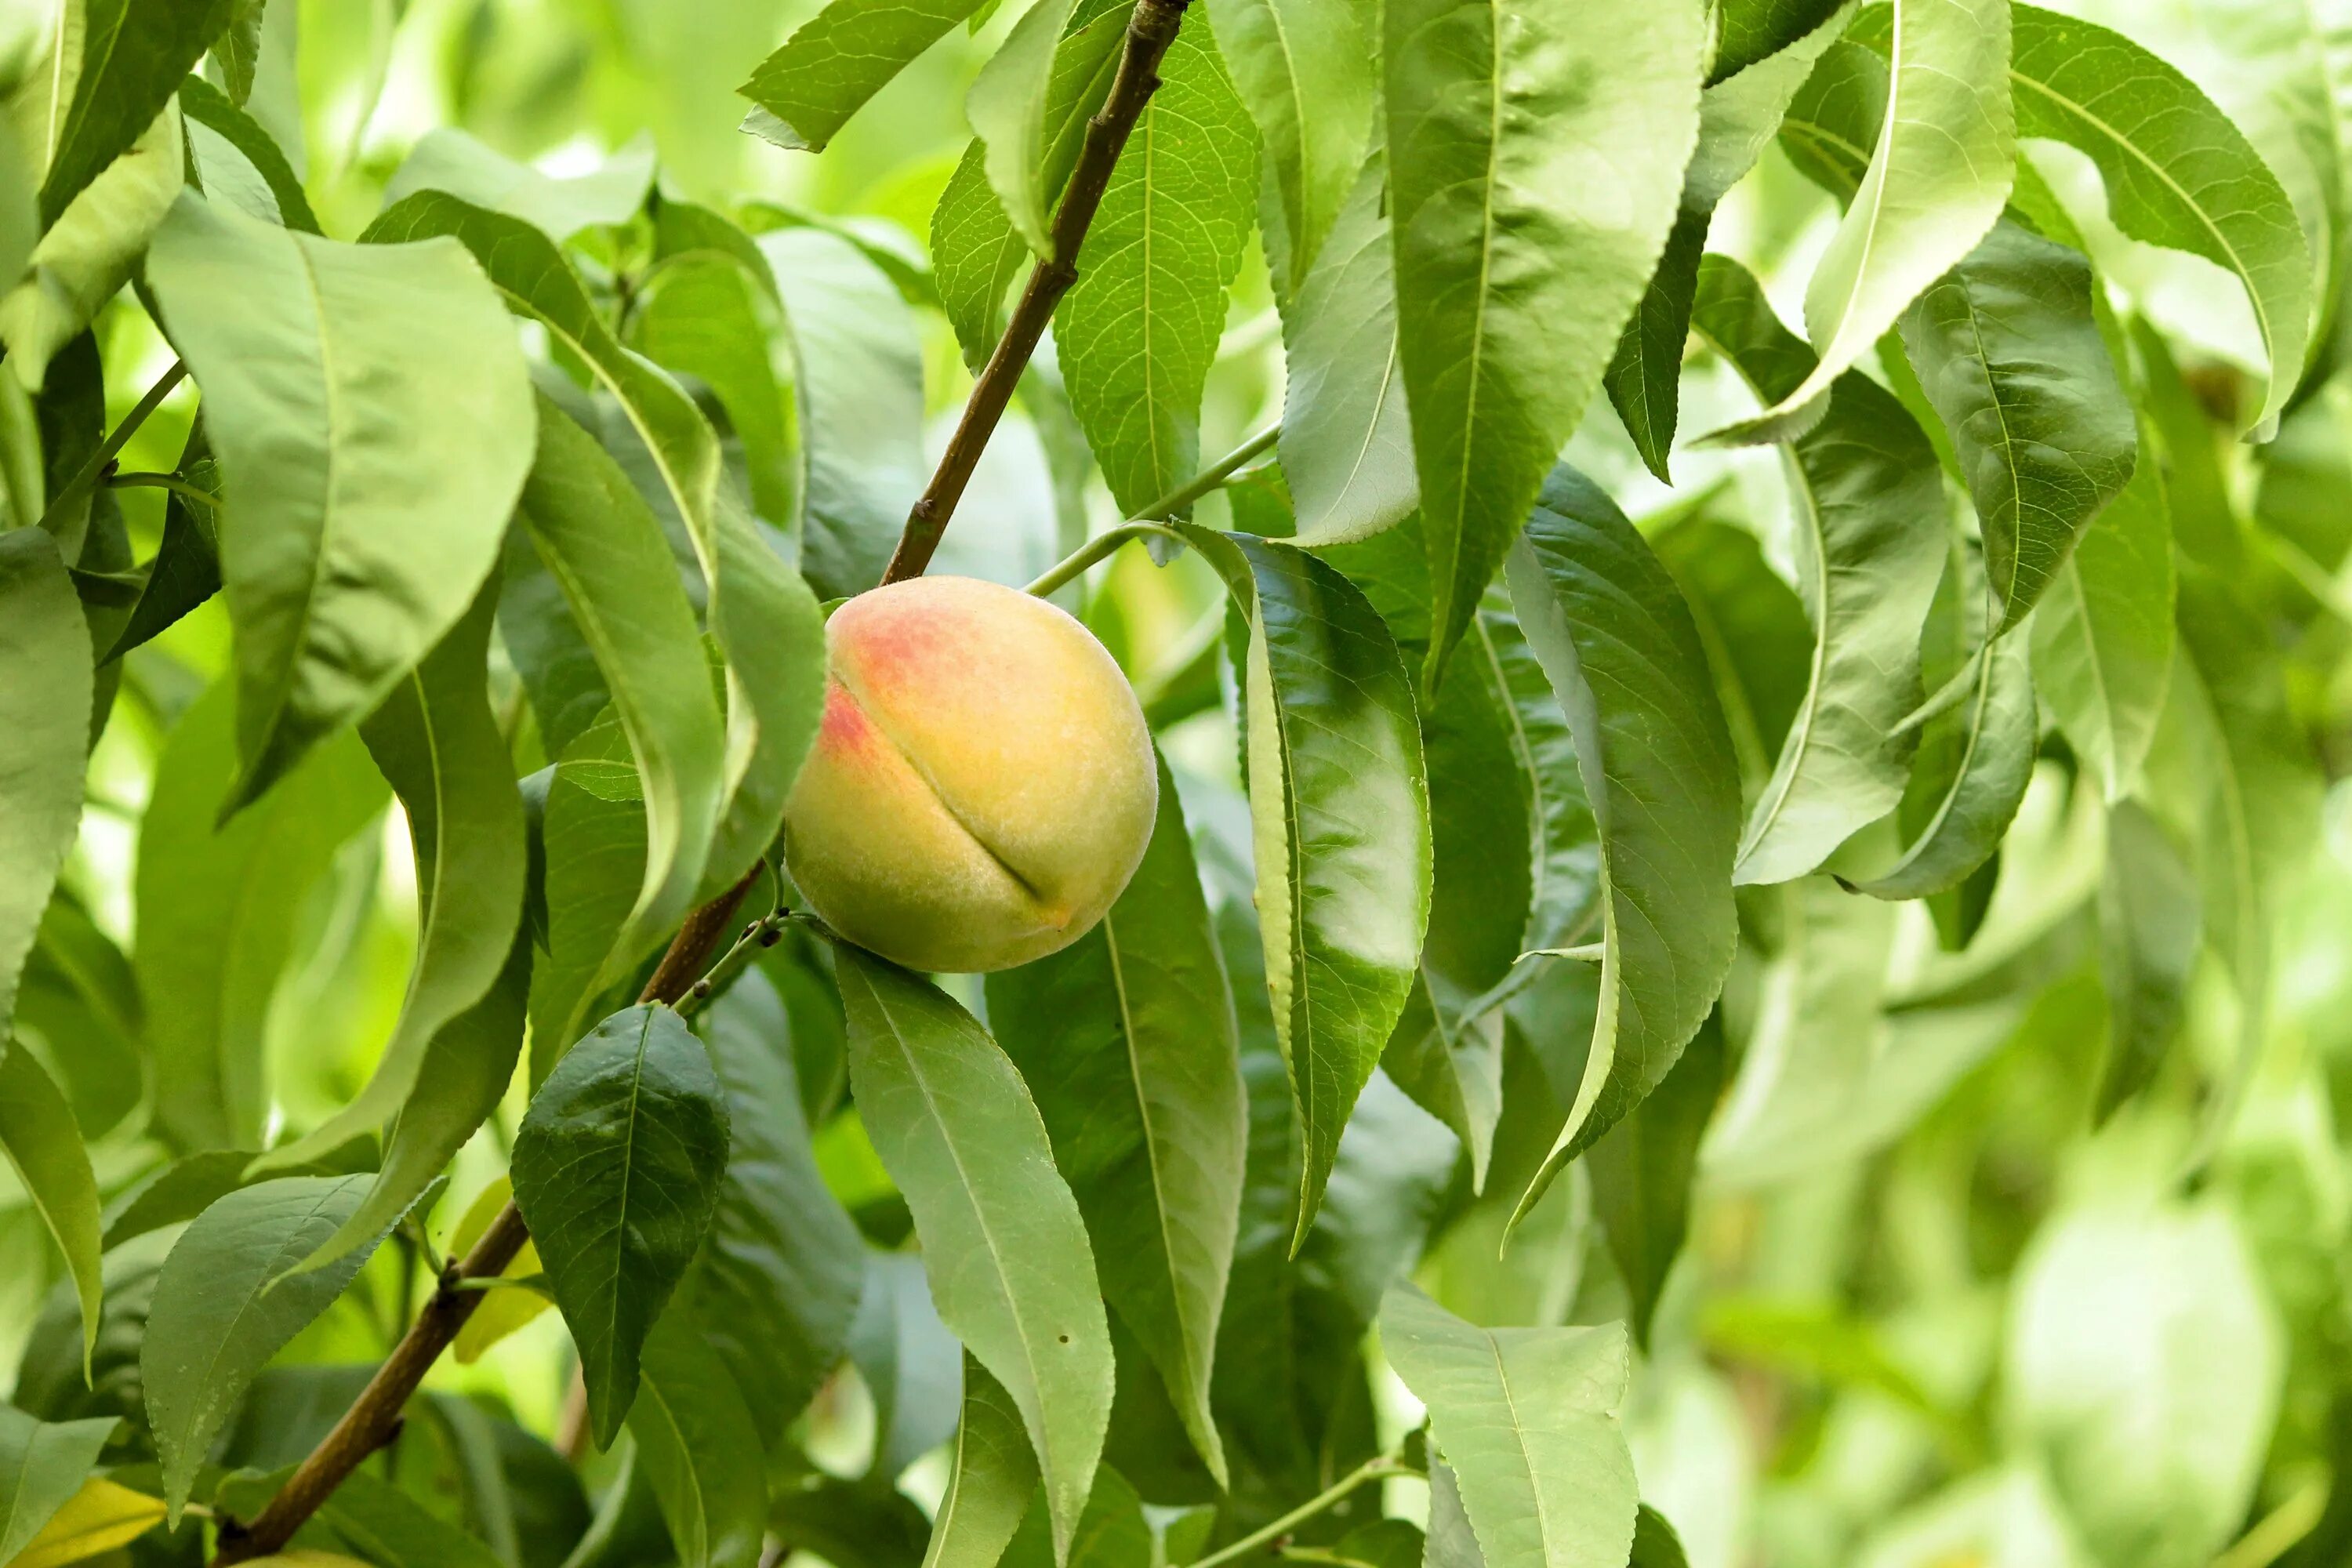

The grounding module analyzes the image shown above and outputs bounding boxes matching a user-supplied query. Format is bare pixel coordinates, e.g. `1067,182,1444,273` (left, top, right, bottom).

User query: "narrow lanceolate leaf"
1605,6,1853,481
2096,799,2200,1123
253,582,526,1214
1846,634,2035,902
2009,4,2312,436
527,717,652,1085
851,1250,967,1481
691,967,866,1442
144,1174,390,1516
1467,602,1598,955
629,1316,769,1568
1710,0,1849,84
630,247,790,524
967,0,1095,256
517,401,726,1049
1381,648,1532,1189
1386,0,1704,688
739,0,988,153
2032,419,2174,802
179,75,320,233
1689,256,1947,886
0,1406,114,1563
1178,528,1430,1246
1898,221,2136,633
0,530,89,1040
989,750,1247,1486
933,0,1130,367
763,226,928,601
510,1005,731,1446
1381,1287,1639,1568
1711,0,2013,443
1057,20,1258,517
924,1360,1040,1568
1501,468,1740,1220
35,0,233,224
0,1045,102,1371
1585,1016,1723,1349
143,192,536,808
1283,161,1417,546
136,682,387,1150
1205,0,1371,287
836,949,1114,1561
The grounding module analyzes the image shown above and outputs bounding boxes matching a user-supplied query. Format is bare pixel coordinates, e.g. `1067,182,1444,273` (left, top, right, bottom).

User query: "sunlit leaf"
739,0,990,154
0,528,88,1043
1205,0,1370,289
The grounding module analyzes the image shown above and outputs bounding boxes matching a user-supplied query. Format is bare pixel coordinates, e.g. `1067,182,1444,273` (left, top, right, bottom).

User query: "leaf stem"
1188,1456,1414,1568
36,360,187,535
1025,521,1186,597
879,0,1194,585
1021,423,1280,597
106,470,218,510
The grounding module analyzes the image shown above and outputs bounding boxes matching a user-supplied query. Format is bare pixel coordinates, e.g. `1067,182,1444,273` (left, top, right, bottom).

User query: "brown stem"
880,0,1192,586
210,867,763,1564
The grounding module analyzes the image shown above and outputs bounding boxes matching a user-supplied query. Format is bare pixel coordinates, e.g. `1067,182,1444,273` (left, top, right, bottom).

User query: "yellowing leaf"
6,1479,165,1568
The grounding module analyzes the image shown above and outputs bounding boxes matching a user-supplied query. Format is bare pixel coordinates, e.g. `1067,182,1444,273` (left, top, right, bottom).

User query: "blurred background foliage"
9,0,2352,1566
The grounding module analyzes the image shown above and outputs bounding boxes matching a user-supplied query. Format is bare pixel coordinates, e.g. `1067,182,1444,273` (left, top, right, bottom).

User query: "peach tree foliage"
0,0,2340,1566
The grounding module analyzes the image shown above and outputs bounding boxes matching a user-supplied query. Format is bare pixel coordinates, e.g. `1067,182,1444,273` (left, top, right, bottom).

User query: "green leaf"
835,948,1113,1559
924,1358,1039,1568
629,245,791,525
739,0,988,153
2096,799,2199,1122
2007,1196,2281,1568
136,681,387,1150
850,1250,967,1482
0,528,88,1041
1650,514,1813,797
1628,1507,1689,1568
627,1314,769,1568
1710,0,1848,84
15,895,143,1139
0,1045,102,1374
1846,635,2034,902
509,1004,731,1446
1381,643,1531,1188
1204,0,1370,288
1584,1015,1722,1350
496,526,608,760
0,1406,114,1563
932,0,1127,367
1710,0,2014,443
1055,18,1257,517
515,401,727,1049
2031,419,2174,802
1462,601,1597,956
1178,528,1430,1245
0,104,181,393
1385,0,1704,687
34,0,230,224
101,426,223,663
101,1150,266,1248
252,581,526,1230
1281,160,1417,546
1499,470,1740,1219
690,966,866,1443
1777,36,1885,199
967,0,1096,256
1424,1462,1481,1568
143,1174,390,1516
383,128,653,241
2009,3,2313,436
143,191,537,808
180,74,319,234
764,225,928,601
1380,1286,1639,1568
526,717,653,1083
326,930,531,1275
1897,221,2136,632
1605,7,1853,481
987,750,1247,1486
1687,256,1947,886
219,1465,507,1567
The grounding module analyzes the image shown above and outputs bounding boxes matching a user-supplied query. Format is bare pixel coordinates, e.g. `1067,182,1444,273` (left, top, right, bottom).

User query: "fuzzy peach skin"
780,575,1159,974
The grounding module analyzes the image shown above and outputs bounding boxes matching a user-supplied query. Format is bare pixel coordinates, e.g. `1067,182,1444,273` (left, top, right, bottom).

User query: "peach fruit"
780,575,1158,974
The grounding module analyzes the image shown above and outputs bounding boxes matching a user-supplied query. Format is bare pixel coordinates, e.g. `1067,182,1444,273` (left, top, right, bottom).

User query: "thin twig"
1020,424,1279,597
105,470,218,510
1188,1456,1414,1568
37,361,187,535
880,0,1193,585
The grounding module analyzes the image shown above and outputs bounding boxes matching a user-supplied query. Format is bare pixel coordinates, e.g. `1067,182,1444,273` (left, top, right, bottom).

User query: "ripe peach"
781,575,1158,974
